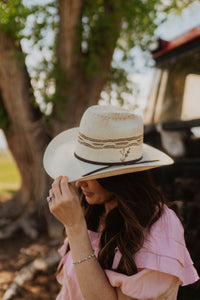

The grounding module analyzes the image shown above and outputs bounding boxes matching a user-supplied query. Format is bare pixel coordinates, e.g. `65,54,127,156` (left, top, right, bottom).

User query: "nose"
75,180,88,188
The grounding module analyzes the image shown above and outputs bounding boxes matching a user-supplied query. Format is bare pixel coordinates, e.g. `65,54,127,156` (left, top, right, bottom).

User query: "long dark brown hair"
58,170,164,276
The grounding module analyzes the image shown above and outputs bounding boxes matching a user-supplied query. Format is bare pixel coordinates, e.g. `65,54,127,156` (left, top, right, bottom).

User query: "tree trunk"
0,32,57,238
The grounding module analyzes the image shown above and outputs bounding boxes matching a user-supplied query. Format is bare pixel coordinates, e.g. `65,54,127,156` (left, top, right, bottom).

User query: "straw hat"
43,105,173,182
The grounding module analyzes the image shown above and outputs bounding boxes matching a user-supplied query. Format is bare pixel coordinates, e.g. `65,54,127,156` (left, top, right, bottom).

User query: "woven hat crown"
75,105,143,164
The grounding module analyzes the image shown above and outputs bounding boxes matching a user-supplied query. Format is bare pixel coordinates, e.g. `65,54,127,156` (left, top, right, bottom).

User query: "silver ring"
46,194,54,203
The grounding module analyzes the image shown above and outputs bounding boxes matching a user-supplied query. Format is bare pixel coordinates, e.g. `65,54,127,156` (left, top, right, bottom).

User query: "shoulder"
135,204,186,270
149,204,184,242
136,204,186,263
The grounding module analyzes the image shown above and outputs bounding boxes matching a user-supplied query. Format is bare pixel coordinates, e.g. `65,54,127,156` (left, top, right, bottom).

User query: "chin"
86,197,101,206
85,197,95,205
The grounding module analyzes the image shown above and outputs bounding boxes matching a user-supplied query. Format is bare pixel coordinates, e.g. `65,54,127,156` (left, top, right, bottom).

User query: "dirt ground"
0,231,60,300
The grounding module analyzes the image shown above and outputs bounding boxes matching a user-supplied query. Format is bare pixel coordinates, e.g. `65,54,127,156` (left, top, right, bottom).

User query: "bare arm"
66,224,118,300
49,176,118,300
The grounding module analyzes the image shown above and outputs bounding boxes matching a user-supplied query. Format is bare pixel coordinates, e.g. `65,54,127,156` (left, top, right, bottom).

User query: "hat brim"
43,128,174,182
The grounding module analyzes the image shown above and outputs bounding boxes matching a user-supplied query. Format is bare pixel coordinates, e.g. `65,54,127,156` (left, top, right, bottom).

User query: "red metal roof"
152,25,200,59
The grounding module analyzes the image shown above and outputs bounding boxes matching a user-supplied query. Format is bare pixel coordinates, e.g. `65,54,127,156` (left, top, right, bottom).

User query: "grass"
0,152,21,195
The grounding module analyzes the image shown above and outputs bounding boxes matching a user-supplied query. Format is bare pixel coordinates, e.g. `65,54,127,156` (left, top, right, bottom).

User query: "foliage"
0,0,197,118
100,66,139,107
0,0,30,42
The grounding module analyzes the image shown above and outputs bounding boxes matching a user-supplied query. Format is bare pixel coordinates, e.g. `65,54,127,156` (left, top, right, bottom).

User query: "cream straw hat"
43,105,173,182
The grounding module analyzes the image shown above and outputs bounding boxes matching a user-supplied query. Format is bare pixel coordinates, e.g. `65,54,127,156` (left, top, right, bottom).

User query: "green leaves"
0,0,30,41
79,0,122,76
0,0,195,116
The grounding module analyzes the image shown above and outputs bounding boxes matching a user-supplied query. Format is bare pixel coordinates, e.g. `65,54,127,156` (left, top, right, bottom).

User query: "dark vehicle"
144,26,200,298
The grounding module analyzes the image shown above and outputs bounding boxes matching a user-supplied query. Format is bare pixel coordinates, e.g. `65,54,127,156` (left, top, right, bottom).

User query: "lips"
82,190,94,197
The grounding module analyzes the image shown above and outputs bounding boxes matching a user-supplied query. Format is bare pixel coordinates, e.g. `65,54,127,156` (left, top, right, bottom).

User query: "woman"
43,105,199,300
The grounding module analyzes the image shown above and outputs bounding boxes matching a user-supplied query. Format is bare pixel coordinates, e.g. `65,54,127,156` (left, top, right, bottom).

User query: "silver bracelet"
72,249,96,264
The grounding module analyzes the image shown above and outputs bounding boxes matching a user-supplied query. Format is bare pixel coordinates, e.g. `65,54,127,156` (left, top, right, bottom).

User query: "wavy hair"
58,170,164,276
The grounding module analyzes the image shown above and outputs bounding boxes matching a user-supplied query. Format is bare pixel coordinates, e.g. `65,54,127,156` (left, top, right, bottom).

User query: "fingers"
47,176,84,228
60,176,72,197
51,176,62,199
47,177,62,209
50,176,73,202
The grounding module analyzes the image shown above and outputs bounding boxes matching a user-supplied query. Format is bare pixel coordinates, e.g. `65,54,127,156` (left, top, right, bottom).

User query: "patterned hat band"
77,132,143,150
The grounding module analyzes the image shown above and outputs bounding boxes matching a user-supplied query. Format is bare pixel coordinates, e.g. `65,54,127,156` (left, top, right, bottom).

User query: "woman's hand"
48,176,86,232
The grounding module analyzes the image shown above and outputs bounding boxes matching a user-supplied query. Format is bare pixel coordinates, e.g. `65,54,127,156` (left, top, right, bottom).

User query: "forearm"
65,223,118,300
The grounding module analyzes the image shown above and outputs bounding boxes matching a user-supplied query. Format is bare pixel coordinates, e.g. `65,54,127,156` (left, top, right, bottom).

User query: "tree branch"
58,0,82,77
0,31,44,127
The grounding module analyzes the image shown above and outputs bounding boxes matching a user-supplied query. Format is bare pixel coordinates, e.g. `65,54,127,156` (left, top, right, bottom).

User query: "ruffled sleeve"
105,269,180,299
134,205,199,286
105,205,199,299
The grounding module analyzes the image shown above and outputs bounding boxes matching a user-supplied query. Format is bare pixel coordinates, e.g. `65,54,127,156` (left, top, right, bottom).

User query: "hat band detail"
74,152,159,177
79,132,143,142
78,132,143,149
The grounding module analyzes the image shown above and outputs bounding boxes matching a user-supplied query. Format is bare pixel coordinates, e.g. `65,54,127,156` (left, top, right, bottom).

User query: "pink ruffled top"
56,205,199,300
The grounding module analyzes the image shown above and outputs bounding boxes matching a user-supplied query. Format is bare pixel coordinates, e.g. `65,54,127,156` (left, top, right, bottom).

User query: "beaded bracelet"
72,249,96,264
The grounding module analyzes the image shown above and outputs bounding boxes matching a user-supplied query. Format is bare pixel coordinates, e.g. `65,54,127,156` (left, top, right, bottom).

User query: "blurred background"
0,0,200,299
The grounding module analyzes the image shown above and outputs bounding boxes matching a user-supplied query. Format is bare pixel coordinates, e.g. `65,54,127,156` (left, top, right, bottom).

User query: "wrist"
65,222,93,263
64,218,87,237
